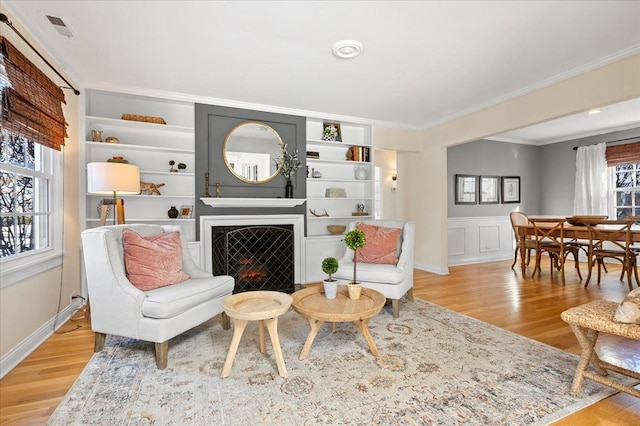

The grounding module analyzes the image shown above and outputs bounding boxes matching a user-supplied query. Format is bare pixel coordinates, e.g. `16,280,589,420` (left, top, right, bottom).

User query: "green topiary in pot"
344,228,366,284
322,257,339,281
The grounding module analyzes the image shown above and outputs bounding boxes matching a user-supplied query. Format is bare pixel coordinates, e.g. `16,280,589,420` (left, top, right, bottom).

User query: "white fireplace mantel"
200,198,306,208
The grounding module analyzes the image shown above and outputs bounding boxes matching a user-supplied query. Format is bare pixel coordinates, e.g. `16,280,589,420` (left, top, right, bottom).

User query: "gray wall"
447,140,541,217
447,127,640,218
194,104,307,239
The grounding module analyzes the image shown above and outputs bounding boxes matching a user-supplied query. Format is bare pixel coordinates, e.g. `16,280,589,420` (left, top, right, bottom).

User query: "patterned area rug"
48,299,632,425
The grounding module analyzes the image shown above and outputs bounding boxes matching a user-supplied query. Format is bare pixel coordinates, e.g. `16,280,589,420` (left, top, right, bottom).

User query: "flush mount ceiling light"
587,108,602,115
332,40,363,59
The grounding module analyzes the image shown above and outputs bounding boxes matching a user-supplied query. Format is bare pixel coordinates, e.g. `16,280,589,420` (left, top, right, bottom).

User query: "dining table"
514,217,640,276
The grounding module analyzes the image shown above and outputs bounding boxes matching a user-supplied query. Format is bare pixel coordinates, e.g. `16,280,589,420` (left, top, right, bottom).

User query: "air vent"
46,15,74,38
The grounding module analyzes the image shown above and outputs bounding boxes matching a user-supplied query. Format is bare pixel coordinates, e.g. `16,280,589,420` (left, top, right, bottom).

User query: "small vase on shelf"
285,179,293,198
167,206,179,219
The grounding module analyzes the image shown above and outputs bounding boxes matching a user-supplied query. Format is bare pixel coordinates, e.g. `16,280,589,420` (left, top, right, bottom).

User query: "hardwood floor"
1,259,638,425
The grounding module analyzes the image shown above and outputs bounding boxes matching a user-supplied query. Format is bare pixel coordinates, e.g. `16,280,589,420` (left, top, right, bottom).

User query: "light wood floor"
1,259,639,425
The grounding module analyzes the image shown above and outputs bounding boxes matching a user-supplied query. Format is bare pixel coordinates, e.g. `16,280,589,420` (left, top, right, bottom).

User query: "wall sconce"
392,174,397,181
391,172,397,192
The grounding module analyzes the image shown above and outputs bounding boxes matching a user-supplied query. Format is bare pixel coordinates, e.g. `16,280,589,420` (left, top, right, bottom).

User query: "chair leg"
155,341,169,369
94,332,106,352
511,247,518,269
405,288,414,302
221,312,231,330
391,299,400,318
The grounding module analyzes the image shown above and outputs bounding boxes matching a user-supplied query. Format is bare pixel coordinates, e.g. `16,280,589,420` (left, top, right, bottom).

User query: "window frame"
0,139,63,288
609,163,640,220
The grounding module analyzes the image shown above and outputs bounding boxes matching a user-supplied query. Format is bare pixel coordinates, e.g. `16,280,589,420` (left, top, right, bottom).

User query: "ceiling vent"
46,15,74,38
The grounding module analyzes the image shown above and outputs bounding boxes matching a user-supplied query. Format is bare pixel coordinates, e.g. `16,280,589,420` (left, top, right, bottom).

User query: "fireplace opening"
212,225,295,293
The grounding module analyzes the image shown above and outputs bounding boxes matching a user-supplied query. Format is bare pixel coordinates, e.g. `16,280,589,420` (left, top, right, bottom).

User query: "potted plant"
177,162,187,172
273,144,302,198
344,228,366,300
169,160,177,172
321,257,339,299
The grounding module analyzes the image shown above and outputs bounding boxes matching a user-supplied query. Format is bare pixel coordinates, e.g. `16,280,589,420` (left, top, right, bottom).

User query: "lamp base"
99,198,126,225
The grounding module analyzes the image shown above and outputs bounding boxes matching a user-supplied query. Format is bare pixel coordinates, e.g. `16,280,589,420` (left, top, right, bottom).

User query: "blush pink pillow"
122,229,190,291
355,223,402,265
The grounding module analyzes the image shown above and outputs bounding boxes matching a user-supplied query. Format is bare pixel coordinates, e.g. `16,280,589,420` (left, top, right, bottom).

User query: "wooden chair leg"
155,341,169,369
405,288,414,302
94,332,106,352
392,299,399,318
221,312,231,330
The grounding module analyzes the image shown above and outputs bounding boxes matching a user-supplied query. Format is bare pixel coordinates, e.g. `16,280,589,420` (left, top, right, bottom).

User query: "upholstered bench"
560,300,640,398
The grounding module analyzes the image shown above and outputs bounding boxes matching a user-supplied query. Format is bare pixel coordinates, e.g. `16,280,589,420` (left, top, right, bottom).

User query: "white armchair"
81,224,234,369
333,220,415,318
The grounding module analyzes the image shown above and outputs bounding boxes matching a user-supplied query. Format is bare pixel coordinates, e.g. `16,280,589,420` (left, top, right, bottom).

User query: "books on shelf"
347,146,370,162
306,151,320,159
325,188,347,198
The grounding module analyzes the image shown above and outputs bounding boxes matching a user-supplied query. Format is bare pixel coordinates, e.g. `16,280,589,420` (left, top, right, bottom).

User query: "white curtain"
573,142,609,215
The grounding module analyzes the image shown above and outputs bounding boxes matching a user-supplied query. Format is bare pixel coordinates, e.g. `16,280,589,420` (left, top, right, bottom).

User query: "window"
0,128,62,286
612,163,640,219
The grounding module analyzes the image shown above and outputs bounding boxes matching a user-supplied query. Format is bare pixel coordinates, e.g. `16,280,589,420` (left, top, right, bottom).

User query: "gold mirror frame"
223,121,284,184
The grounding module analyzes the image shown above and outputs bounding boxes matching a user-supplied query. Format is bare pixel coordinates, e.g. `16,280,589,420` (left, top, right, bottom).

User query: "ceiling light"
46,15,74,38
587,109,602,115
332,40,363,59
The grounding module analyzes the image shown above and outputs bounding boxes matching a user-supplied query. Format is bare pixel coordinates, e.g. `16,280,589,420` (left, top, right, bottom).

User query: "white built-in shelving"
82,89,196,241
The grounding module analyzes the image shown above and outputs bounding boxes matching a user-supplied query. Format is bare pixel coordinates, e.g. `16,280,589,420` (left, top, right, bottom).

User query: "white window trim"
0,148,63,288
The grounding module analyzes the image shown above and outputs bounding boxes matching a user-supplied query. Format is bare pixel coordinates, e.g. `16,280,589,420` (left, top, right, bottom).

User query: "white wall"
374,149,398,220
0,12,82,377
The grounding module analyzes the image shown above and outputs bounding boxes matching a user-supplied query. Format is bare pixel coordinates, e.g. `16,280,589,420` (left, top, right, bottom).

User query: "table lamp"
87,162,140,225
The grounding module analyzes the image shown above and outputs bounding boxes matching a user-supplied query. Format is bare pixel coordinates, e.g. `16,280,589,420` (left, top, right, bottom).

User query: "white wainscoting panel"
448,216,513,266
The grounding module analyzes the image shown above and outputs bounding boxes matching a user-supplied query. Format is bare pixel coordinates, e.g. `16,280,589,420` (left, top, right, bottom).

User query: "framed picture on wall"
479,175,500,204
501,176,521,203
455,174,478,204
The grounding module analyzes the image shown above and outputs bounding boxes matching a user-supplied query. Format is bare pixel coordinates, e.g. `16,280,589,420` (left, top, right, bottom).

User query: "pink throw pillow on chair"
355,223,402,265
122,229,190,291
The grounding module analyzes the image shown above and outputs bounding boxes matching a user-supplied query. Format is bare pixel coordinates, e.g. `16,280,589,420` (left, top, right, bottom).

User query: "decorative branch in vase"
273,144,302,198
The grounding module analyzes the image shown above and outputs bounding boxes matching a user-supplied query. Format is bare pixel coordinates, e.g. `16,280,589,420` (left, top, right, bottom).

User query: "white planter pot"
323,279,338,299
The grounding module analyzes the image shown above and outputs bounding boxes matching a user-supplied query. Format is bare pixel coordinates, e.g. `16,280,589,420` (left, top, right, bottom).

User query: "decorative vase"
347,282,362,300
323,280,338,299
167,206,179,219
285,179,293,198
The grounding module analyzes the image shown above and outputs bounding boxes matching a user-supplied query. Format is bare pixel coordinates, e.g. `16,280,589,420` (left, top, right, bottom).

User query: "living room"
1,1,639,423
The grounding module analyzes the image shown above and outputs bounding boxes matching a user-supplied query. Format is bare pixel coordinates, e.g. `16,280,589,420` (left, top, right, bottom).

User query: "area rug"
48,299,635,425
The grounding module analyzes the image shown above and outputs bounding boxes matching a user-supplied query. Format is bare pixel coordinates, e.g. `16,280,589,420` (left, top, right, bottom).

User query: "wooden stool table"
291,285,386,360
220,291,292,379
560,300,640,398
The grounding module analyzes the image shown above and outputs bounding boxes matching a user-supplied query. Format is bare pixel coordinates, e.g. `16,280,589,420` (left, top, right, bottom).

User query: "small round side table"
220,291,292,378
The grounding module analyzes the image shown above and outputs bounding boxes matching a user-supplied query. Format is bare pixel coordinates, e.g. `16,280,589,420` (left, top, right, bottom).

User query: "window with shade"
607,142,640,219
0,36,66,286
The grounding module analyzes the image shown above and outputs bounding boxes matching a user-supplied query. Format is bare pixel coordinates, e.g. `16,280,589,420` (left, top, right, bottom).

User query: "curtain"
573,142,609,215
0,37,67,151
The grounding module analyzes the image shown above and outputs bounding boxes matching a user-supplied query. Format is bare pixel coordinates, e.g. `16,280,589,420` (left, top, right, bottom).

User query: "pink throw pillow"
355,223,401,265
122,229,190,291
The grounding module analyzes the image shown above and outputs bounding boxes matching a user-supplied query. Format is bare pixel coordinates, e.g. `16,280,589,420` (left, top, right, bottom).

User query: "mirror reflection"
223,121,284,183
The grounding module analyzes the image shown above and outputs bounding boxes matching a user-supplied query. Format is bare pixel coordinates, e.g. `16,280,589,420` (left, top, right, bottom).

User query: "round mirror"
223,121,284,184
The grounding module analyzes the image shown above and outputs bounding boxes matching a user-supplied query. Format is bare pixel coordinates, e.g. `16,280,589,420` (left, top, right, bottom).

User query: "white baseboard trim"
0,300,83,379
414,262,449,275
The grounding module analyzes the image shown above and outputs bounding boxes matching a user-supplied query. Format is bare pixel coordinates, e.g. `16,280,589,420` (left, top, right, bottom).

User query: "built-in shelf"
200,198,306,208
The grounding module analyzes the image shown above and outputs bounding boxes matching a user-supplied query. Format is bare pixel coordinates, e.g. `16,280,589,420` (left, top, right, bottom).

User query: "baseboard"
0,299,83,379
414,262,449,275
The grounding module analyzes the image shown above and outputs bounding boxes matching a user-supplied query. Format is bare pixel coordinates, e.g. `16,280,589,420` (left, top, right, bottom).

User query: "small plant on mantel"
344,228,366,299
177,162,187,172
169,160,177,172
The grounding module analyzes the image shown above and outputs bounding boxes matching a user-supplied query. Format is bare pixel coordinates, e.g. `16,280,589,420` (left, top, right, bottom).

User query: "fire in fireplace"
212,225,295,293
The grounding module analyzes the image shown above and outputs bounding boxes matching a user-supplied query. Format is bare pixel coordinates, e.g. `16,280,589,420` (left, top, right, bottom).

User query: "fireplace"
200,215,305,291
212,225,294,293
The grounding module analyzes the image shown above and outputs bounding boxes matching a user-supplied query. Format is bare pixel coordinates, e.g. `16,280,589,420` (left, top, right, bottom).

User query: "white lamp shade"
87,162,140,195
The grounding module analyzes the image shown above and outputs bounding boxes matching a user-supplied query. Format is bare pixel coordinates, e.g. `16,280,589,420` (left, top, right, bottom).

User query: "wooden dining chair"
584,220,639,290
509,212,536,270
530,218,582,281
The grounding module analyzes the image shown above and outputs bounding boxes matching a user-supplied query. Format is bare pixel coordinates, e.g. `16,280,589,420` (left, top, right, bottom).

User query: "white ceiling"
3,1,640,142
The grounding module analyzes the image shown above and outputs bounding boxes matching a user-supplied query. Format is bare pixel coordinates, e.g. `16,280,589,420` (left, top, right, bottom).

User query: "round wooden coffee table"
221,291,292,378
291,285,386,360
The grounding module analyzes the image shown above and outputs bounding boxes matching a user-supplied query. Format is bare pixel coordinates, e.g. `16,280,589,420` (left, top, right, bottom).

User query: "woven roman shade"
606,142,640,167
0,36,67,151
